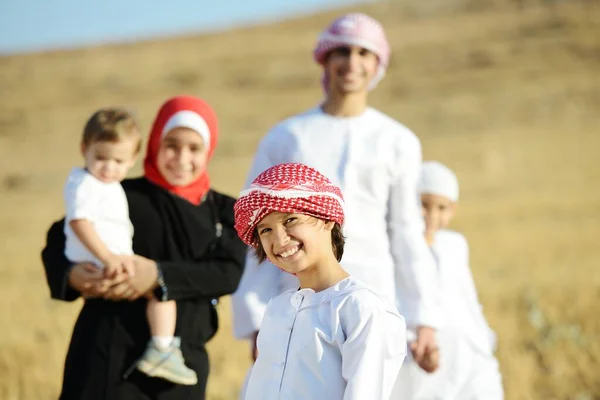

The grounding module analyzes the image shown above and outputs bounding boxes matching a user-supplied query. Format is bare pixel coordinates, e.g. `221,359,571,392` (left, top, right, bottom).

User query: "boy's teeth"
280,246,299,258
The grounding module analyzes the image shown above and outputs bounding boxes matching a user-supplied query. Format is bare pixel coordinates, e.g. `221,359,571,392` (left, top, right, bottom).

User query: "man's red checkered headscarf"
234,163,345,247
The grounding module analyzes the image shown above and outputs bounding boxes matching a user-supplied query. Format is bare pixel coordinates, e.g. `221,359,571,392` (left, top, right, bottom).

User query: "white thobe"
392,230,503,400
63,167,133,266
245,277,407,400
233,106,440,341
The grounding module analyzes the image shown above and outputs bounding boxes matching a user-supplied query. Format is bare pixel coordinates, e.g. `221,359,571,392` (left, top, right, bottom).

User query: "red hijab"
144,95,218,205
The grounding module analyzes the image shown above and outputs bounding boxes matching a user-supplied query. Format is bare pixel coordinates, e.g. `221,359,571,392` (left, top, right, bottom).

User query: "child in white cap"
392,161,504,399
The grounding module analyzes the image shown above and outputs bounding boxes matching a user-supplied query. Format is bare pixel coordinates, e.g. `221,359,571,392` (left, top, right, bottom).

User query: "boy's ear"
450,202,458,218
80,141,87,156
324,220,336,232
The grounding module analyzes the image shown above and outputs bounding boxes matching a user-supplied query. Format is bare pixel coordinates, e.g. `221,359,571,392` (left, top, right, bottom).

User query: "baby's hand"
102,254,122,279
102,254,135,279
118,255,136,278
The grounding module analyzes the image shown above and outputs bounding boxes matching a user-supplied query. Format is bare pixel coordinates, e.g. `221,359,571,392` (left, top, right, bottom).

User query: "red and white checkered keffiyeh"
313,13,390,91
234,163,345,247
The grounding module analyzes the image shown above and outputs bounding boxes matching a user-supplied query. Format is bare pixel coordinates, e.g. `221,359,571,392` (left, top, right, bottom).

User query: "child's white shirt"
391,230,503,399
63,167,133,267
244,277,407,400
233,106,440,339
431,229,496,354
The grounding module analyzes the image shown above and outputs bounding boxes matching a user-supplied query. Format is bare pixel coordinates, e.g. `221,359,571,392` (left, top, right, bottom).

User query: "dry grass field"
1,0,599,399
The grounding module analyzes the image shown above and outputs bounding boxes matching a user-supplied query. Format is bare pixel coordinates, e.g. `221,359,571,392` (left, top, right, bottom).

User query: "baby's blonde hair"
82,108,141,153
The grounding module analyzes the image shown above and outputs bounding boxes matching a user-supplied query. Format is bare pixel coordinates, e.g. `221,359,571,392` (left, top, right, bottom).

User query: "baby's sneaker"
136,337,198,385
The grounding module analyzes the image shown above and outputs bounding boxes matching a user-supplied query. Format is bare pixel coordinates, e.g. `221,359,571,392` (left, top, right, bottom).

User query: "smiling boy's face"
256,211,334,275
421,193,456,240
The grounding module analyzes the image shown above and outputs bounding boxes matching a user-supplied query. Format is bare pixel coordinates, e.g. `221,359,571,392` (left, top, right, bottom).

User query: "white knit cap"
162,110,211,150
418,161,459,202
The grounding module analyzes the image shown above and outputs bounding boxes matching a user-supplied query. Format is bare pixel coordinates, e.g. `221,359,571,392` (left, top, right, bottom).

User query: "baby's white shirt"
63,167,133,267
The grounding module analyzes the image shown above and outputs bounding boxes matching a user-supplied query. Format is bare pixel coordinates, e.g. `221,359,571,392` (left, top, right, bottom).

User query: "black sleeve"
41,219,80,302
159,195,246,301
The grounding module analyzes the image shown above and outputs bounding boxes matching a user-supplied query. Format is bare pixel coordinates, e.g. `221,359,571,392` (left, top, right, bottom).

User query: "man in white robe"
232,13,441,396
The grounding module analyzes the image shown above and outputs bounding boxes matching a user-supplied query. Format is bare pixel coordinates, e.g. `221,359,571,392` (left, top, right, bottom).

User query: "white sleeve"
64,170,100,223
232,125,292,340
242,126,289,188
341,293,407,400
232,254,282,340
388,134,441,329
456,235,480,304
456,234,497,352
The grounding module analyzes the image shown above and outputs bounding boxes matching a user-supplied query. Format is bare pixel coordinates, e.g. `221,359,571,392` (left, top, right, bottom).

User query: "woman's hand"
103,255,159,301
68,263,126,298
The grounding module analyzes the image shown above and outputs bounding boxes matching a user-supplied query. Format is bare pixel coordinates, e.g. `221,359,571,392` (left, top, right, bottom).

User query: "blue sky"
0,0,374,54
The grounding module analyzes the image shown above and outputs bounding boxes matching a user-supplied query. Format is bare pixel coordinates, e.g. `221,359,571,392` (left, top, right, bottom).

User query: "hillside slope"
0,1,599,399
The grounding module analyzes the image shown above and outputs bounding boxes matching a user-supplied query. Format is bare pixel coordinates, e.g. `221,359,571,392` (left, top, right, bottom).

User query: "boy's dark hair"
82,108,141,152
252,222,345,263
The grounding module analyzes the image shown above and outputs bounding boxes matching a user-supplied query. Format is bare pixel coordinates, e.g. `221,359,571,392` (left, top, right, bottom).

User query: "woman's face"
156,127,209,186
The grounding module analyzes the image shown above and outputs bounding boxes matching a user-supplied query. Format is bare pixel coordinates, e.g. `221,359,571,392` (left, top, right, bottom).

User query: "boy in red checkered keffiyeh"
233,163,407,400
234,162,346,278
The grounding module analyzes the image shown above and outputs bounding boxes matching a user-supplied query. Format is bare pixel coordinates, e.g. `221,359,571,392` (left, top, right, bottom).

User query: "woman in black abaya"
41,95,246,400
